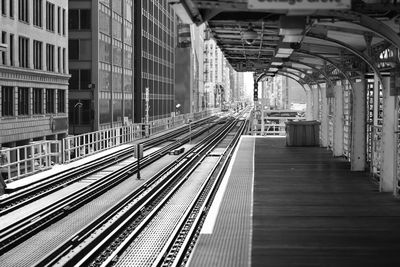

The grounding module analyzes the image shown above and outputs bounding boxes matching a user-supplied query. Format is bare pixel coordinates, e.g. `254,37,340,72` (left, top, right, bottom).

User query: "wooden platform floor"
253,137,400,266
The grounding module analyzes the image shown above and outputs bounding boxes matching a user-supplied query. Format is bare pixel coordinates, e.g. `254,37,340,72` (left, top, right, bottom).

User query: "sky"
243,72,254,99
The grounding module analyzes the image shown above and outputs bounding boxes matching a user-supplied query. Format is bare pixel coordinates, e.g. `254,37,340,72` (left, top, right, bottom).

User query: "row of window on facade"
1,0,66,35
1,86,65,117
0,32,67,73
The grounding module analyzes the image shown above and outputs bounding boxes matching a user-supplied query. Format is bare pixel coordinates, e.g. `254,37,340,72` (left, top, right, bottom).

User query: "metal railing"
0,141,60,183
0,109,219,183
371,125,383,179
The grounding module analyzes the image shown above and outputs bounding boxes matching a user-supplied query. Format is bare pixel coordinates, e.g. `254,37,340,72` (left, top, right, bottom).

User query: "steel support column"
312,84,320,122
380,76,396,193
333,83,344,157
305,89,313,120
351,80,367,171
320,84,329,147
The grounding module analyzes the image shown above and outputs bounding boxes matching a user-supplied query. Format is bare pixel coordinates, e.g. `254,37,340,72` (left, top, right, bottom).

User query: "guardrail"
0,109,219,184
0,141,60,183
251,116,305,136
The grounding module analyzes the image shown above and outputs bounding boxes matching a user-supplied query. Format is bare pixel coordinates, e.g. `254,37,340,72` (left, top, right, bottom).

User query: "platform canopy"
169,0,400,84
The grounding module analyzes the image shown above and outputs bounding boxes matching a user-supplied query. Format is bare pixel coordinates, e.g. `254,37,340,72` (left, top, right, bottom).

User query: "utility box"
285,120,320,146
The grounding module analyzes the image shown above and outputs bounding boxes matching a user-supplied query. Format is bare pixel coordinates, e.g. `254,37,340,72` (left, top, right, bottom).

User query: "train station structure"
171,0,400,196
2,0,400,266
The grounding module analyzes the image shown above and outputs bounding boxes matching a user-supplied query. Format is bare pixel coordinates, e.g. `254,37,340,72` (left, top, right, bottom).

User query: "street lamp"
175,103,181,115
72,102,83,135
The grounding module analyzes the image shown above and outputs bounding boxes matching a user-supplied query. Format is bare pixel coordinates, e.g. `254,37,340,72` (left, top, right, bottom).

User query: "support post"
305,87,313,120
380,76,396,193
320,84,329,147
333,84,344,157
312,84,320,121
351,81,367,171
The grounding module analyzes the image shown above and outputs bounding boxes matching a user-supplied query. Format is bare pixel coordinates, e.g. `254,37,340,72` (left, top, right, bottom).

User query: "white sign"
145,87,149,101
248,0,351,10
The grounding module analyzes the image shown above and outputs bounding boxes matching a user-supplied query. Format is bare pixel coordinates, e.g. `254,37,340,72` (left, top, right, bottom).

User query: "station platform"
189,136,400,267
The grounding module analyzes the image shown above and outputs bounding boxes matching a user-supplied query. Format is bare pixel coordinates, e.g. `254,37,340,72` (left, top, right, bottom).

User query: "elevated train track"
0,116,217,215
0,112,249,267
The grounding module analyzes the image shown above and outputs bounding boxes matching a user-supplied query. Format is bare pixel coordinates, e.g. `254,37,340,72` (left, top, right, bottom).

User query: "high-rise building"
134,0,176,122
68,0,135,133
0,0,69,148
175,21,206,114
203,38,226,107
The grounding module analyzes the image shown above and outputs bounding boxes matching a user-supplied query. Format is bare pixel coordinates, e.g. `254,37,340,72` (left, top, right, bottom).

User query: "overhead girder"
305,32,384,86
286,60,335,89
312,10,400,51
282,66,322,88
294,50,356,93
177,0,400,76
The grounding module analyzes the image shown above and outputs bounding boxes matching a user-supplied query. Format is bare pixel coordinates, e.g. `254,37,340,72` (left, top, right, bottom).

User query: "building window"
18,36,29,68
2,0,6,15
9,33,14,65
9,0,13,18
45,89,54,113
18,0,28,22
46,43,54,71
80,69,91,89
33,0,42,27
46,1,54,31
68,39,78,60
18,87,29,115
1,86,13,116
69,69,91,90
1,31,6,65
80,9,91,29
33,40,42,69
57,89,65,113
57,46,61,72
68,39,91,61
57,6,61,34
62,48,65,72
62,9,65,35
69,9,91,30
69,9,78,29
33,88,42,114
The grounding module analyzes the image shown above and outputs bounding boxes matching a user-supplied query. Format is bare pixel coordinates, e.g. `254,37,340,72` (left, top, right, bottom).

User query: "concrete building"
203,38,226,108
68,0,135,133
0,0,69,148
134,0,176,122
175,22,206,114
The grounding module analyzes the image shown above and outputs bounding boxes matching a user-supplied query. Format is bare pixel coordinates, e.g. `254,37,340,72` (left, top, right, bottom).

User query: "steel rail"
0,117,219,255
47,118,238,267
155,120,247,267
0,116,216,215
30,120,231,267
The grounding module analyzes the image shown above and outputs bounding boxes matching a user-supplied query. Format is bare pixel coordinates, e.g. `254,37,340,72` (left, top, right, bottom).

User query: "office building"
134,0,176,122
175,21,206,114
68,0,134,133
0,0,69,148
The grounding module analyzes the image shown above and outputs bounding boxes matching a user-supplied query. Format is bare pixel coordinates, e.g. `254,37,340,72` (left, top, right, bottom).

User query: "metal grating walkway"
188,136,254,267
189,136,400,267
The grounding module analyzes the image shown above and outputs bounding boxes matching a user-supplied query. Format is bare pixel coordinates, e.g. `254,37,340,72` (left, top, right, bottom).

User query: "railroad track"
0,116,216,215
0,117,220,255
30,116,247,267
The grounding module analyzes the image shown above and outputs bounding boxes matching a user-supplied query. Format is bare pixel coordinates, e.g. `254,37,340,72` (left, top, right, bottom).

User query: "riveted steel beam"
288,59,335,89
306,33,383,86
314,10,400,50
294,50,356,94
